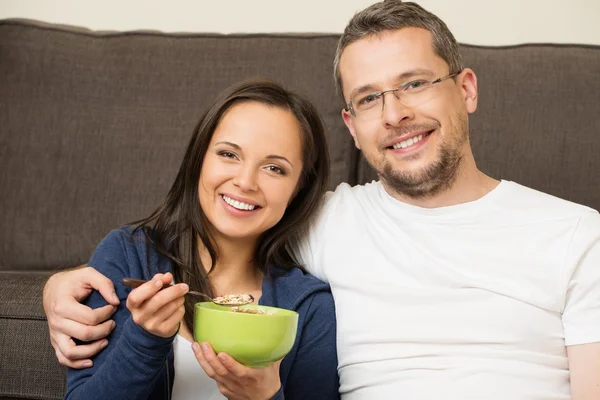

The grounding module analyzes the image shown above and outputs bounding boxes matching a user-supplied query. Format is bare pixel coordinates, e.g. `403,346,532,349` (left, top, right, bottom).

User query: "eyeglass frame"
344,69,464,117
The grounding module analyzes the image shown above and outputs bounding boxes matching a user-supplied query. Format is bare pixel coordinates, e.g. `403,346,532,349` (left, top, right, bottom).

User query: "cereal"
213,293,254,305
230,307,276,315
230,307,266,315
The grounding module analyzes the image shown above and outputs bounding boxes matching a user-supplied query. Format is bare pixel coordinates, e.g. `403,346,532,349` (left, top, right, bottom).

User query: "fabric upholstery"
0,272,65,400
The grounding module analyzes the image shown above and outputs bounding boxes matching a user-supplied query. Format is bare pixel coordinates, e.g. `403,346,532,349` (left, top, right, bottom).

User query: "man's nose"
381,90,414,127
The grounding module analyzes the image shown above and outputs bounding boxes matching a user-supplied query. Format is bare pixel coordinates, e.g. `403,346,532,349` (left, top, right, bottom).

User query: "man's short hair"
334,0,464,101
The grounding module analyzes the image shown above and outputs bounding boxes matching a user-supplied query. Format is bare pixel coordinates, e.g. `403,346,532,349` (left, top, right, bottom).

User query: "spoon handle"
121,278,213,301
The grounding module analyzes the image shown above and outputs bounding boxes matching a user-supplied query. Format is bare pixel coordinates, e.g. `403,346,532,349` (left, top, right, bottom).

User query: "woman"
64,78,339,400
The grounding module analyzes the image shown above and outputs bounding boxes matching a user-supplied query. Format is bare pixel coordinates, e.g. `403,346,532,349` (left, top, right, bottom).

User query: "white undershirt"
171,335,226,400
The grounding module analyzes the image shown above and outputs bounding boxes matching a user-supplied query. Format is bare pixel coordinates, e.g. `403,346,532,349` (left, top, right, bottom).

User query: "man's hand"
43,266,120,368
193,341,282,400
126,273,187,338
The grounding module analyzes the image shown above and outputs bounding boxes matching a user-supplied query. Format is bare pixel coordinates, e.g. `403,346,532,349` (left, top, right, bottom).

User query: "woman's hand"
126,273,188,338
193,341,282,400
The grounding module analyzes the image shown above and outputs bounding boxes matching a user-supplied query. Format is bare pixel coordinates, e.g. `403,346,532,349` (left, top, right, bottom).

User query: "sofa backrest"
1,19,599,272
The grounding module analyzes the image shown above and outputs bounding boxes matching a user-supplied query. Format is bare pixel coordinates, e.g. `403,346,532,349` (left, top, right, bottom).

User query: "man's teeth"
222,195,257,211
392,134,424,149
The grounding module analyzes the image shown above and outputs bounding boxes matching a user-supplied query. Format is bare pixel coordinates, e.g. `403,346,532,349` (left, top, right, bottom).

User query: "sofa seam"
0,18,342,40
2,18,600,51
0,314,47,321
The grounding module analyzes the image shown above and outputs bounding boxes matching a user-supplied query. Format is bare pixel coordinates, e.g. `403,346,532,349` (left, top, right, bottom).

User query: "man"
43,1,600,398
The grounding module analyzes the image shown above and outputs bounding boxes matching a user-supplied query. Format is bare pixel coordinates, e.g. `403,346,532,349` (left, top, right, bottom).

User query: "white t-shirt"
297,180,600,400
171,335,226,400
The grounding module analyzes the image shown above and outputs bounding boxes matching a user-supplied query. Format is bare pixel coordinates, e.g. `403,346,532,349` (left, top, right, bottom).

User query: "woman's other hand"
193,341,282,400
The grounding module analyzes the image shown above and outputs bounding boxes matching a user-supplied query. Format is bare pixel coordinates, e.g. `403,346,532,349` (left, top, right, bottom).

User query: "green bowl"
193,302,299,367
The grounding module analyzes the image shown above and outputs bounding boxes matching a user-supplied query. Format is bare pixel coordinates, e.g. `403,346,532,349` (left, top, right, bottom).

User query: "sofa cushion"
0,272,65,400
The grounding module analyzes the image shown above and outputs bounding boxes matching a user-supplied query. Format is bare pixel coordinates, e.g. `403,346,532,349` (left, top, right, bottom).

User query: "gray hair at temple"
333,0,464,102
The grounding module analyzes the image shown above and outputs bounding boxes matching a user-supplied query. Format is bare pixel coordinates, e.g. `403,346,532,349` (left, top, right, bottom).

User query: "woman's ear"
288,173,308,206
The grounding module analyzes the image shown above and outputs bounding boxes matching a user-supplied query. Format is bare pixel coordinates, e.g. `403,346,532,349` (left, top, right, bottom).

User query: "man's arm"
43,265,120,368
562,212,600,399
567,343,600,400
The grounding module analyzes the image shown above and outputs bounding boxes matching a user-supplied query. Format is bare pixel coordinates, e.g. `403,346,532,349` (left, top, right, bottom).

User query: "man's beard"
376,114,468,199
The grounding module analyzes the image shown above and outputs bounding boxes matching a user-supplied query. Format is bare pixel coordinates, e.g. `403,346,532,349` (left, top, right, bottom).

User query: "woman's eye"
266,165,286,175
218,151,237,159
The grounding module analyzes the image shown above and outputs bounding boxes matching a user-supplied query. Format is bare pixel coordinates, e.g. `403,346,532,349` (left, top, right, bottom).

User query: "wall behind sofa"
1,0,599,45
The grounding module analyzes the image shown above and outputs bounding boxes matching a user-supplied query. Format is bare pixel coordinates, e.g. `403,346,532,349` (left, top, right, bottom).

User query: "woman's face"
198,101,305,243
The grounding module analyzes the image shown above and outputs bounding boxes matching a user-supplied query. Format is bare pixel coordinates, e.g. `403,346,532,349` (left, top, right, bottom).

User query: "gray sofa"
1,18,599,400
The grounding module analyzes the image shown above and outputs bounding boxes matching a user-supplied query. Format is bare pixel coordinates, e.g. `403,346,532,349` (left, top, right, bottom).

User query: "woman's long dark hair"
131,78,330,333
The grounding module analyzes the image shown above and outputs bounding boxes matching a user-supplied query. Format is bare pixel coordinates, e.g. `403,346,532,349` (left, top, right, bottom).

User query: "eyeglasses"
344,70,462,120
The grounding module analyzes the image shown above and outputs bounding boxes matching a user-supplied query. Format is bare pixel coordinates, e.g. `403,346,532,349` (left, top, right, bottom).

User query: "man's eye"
359,94,378,105
404,80,428,91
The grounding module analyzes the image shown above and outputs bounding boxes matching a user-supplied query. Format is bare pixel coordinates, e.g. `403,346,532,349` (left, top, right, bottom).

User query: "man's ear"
342,109,361,149
459,68,478,114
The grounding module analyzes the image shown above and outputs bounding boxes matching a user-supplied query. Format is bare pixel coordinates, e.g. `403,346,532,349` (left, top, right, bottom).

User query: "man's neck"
383,157,500,209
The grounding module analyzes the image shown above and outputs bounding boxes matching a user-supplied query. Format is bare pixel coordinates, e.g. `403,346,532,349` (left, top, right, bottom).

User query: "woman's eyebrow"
266,154,293,168
215,141,293,168
215,141,240,149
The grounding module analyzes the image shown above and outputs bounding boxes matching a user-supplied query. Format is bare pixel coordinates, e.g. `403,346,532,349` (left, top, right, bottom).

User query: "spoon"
121,278,254,306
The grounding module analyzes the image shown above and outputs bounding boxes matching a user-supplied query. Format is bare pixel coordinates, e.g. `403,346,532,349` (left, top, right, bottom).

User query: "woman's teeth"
392,134,424,150
222,195,257,211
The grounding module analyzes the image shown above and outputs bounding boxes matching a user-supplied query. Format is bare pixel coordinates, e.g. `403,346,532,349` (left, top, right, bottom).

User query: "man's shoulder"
327,179,381,197
321,180,381,211
501,181,598,219
308,180,382,232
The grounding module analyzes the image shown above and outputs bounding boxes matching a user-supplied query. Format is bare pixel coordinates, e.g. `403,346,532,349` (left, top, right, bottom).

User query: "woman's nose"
232,165,258,192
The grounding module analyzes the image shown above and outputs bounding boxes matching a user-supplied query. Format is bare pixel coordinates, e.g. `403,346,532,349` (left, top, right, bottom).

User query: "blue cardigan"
65,227,339,400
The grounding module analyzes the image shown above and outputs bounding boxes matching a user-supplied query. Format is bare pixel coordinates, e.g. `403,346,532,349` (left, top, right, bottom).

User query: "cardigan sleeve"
282,289,340,399
65,229,175,400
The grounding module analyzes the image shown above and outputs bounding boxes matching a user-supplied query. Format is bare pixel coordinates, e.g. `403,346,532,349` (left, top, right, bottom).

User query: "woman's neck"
199,235,263,296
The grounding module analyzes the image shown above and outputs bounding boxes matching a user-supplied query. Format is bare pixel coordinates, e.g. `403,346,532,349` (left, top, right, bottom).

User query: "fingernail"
192,342,200,352
100,340,108,348
201,343,209,352
110,321,116,330
179,283,189,292
218,353,227,363
111,293,120,304
82,360,93,367
155,280,163,288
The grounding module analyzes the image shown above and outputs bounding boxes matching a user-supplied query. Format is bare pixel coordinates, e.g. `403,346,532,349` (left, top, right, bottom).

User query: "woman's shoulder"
269,266,328,288
92,225,148,254
265,266,334,311
89,225,168,277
